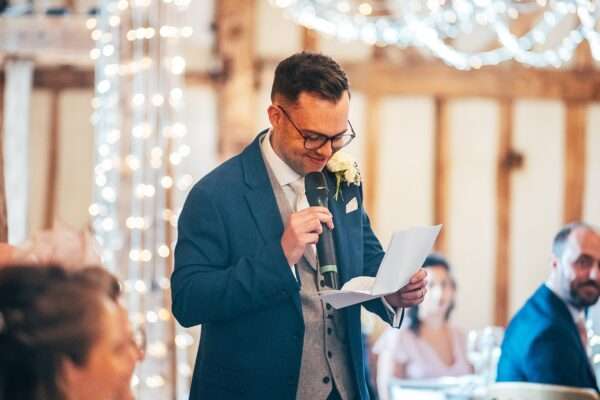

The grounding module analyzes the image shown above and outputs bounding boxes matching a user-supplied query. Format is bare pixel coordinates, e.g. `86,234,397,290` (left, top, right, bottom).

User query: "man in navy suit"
171,52,428,399
497,222,600,390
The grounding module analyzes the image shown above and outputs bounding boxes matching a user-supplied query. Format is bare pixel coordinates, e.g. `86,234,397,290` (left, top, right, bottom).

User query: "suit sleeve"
171,184,300,327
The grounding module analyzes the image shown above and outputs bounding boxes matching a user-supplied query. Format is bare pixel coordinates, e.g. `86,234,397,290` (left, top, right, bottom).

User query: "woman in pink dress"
374,254,472,399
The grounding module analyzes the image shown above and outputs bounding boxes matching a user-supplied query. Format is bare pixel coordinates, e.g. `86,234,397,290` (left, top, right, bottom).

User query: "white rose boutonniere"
326,152,361,200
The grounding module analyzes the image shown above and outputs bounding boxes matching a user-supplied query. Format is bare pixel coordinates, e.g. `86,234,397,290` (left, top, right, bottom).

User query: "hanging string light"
271,0,600,69
88,0,194,398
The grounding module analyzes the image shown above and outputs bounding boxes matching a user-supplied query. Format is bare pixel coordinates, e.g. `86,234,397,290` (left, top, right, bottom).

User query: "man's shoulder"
505,289,568,345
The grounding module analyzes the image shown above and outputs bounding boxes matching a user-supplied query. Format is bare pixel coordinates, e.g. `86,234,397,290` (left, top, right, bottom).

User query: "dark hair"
408,253,456,334
0,265,120,400
552,222,594,258
271,52,349,104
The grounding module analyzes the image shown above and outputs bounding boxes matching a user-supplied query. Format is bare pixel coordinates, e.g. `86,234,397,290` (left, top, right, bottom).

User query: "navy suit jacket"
497,284,598,390
172,133,392,399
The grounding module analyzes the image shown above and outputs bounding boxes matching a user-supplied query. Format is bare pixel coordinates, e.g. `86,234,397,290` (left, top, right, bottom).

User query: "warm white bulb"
91,29,102,41
88,203,101,217
109,16,121,27
102,187,117,202
86,18,97,30
146,310,158,323
151,94,164,107
358,2,373,15
158,244,170,258
89,48,101,60
170,56,186,74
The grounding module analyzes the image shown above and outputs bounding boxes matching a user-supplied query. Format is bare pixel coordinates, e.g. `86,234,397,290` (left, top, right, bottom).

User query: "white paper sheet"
320,225,442,309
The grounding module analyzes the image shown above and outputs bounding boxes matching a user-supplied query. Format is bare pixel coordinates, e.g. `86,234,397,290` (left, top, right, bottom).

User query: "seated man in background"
497,222,600,390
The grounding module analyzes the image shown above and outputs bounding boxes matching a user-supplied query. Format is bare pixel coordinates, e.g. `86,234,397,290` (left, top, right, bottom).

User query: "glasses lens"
305,136,328,150
332,134,353,150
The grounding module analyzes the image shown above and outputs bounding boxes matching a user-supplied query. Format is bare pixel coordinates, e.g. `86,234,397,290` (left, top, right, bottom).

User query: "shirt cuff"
381,297,405,328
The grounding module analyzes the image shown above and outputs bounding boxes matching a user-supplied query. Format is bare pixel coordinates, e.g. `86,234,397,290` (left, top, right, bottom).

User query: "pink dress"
374,325,472,379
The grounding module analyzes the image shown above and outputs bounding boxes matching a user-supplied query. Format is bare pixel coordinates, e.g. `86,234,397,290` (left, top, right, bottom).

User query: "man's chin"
574,288,600,307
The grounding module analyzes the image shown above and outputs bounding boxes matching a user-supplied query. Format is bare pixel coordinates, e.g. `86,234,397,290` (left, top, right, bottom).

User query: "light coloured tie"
576,316,589,349
289,178,317,266
290,178,308,212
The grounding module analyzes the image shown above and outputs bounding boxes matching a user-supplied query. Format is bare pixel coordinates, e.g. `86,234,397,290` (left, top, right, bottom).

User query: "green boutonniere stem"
334,173,342,201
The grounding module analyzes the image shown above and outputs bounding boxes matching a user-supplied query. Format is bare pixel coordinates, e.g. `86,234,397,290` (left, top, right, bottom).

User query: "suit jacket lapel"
324,171,352,286
241,133,302,316
539,285,597,386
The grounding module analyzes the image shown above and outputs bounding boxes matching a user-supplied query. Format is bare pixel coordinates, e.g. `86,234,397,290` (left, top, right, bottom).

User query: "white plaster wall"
374,97,434,248
446,99,498,331
509,100,564,317
584,103,600,226
256,0,301,59
180,86,218,191
55,90,94,229
343,91,367,186
28,90,52,234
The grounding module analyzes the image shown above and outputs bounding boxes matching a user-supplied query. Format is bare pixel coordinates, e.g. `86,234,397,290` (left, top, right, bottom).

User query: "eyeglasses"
277,105,356,151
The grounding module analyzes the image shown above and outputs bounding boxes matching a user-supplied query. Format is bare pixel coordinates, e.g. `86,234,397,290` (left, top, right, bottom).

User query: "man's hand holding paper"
319,225,442,309
384,268,429,308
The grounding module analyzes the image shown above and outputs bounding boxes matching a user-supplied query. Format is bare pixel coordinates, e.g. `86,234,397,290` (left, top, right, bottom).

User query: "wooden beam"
343,62,600,101
215,0,257,157
0,68,214,90
564,100,587,223
7,60,600,102
494,99,514,327
301,27,319,52
364,93,380,224
0,82,7,242
433,97,449,253
44,88,60,229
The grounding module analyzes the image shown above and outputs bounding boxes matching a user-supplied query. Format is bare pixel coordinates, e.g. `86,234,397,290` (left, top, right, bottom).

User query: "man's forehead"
568,228,600,257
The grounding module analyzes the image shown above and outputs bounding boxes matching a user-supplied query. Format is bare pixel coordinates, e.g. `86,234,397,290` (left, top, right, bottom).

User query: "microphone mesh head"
305,172,329,207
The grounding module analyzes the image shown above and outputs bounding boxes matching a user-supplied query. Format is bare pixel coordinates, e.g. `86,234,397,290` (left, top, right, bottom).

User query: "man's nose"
317,140,334,157
590,262,600,280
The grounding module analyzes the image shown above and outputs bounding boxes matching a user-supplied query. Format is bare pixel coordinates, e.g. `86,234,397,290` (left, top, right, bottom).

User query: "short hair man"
497,222,600,390
171,52,428,399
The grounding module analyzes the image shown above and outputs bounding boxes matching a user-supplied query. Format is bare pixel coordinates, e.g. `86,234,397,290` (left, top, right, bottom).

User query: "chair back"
487,382,599,400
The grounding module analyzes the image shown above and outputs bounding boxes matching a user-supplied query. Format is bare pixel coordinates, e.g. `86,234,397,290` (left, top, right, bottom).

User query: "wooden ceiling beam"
0,68,214,89
3,58,600,100
343,62,600,101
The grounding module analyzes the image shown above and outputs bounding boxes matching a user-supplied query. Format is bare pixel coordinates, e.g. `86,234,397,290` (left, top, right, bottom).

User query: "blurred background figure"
11,223,101,268
497,222,600,391
374,254,471,399
0,264,141,400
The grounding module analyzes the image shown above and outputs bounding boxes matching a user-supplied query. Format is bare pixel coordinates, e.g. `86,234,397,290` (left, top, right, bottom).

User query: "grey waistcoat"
263,157,357,400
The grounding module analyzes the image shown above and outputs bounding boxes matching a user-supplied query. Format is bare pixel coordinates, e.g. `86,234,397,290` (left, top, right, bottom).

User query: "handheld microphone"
305,172,338,290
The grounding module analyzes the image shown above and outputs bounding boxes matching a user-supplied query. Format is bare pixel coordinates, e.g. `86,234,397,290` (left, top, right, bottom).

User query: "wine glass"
467,326,504,386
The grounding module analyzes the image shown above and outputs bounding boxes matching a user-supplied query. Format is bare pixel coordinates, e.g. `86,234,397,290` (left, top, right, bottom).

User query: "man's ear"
551,255,560,270
267,104,282,128
60,356,80,392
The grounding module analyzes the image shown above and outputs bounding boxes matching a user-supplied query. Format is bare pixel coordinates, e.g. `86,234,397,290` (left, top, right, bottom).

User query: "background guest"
497,222,600,390
0,265,140,400
374,254,471,399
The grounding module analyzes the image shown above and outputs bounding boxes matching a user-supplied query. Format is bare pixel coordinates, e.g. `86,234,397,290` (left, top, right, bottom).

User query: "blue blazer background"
497,284,598,390
172,132,392,399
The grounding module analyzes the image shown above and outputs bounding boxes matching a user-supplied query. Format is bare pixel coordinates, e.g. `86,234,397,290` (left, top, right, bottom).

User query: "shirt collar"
260,129,302,187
